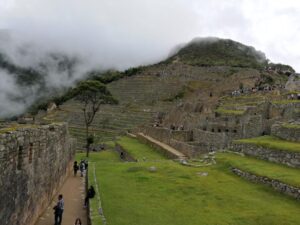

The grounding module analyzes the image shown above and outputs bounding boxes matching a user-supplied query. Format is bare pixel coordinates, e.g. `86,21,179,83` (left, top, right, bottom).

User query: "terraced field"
218,152,300,187
234,135,300,153
43,72,184,150
80,137,300,225
45,65,245,149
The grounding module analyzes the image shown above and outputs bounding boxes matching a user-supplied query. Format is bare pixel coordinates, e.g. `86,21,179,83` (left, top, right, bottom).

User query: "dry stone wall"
0,123,75,225
142,126,193,144
169,139,208,157
232,168,300,200
229,143,300,168
271,124,300,142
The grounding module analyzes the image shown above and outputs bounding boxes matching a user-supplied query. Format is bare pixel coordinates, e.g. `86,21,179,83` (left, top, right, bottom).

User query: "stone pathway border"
92,163,107,225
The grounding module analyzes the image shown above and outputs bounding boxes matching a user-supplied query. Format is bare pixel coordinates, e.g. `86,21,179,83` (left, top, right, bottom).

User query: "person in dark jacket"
84,185,96,207
53,194,64,225
73,161,79,176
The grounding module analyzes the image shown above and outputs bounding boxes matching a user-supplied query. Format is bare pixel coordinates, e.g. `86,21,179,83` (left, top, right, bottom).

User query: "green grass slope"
168,37,267,68
218,152,300,187
82,138,300,225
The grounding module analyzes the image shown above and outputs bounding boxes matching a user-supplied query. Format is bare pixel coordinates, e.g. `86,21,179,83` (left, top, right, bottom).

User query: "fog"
0,0,300,117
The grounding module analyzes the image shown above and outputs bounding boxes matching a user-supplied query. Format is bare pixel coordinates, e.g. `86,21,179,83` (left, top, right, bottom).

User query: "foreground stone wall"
232,168,300,200
0,123,76,225
229,143,300,168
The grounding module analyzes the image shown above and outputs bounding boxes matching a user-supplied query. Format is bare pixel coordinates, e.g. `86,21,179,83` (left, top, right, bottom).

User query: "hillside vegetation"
11,37,296,147
167,37,267,68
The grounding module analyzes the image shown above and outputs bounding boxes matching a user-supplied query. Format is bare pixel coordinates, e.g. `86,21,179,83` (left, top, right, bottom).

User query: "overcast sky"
0,0,299,70
0,0,300,117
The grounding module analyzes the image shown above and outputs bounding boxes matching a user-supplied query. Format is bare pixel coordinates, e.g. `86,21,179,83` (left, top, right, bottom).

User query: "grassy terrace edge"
217,152,300,188
233,136,300,153
116,136,166,161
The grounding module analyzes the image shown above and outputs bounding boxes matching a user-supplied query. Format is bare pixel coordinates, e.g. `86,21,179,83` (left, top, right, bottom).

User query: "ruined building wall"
0,123,76,225
271,124,300,142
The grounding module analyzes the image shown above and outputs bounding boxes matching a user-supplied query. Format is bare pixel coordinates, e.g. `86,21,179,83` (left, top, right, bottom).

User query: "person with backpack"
84,185,96,208
53,194,64,225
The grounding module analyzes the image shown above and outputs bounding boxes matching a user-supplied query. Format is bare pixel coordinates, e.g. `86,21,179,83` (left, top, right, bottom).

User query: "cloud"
0,69,37,117
0,0,300,117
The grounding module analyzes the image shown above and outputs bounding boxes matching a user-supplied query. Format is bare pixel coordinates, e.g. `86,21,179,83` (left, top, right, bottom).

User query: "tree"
74,80,117,157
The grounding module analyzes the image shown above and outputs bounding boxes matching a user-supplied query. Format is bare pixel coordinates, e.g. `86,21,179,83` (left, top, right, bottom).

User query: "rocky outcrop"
0,123,76,225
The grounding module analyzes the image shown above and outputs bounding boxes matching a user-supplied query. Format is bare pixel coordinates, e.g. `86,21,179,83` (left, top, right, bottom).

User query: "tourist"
84,159,88,171
120,151,125,160
53,194,64,225
80,160,85,177
74,218,82,225
73,161,79,176
84,185,96,208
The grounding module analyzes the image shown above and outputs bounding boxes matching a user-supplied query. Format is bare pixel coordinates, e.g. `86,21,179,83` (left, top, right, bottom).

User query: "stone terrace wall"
232,168,300,200
0,123,76,225
169,140,208,157
142,126,193,144
229,142,300,168
193,129,240,150
271,124,300,142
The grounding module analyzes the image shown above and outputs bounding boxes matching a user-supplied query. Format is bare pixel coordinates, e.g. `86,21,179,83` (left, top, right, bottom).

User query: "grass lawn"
282,123,300,129
116,136,165,161
218,152,300,187
234,135,300,153
79,137,300,225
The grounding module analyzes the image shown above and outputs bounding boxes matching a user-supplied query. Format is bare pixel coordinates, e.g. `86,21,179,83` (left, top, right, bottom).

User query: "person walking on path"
74,218,82,225
80,160,85,177
84,159,88,171
53,194,64,225
73,161,79,176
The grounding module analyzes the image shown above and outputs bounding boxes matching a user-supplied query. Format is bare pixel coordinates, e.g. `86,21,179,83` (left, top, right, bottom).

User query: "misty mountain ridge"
0,37,296,118
0,49,88,118
167,37,268,68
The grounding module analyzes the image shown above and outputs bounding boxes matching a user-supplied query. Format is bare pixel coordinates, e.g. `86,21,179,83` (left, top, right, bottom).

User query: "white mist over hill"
0,0,299,117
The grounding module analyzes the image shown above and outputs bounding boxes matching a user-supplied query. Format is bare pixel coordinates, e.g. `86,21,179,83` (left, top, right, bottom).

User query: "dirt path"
35,174,88,225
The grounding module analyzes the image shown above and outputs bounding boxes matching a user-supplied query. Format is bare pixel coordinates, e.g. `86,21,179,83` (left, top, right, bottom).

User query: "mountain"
166,37,268,68
33,37,298,150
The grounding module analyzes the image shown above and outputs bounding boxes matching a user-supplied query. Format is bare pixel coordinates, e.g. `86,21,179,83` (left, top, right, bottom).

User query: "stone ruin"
285,73,300,92
138,100,300,158
0,123,76,225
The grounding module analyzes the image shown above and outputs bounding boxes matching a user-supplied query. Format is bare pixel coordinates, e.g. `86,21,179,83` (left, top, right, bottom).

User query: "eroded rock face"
0,123,76,225
285,73,300,91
